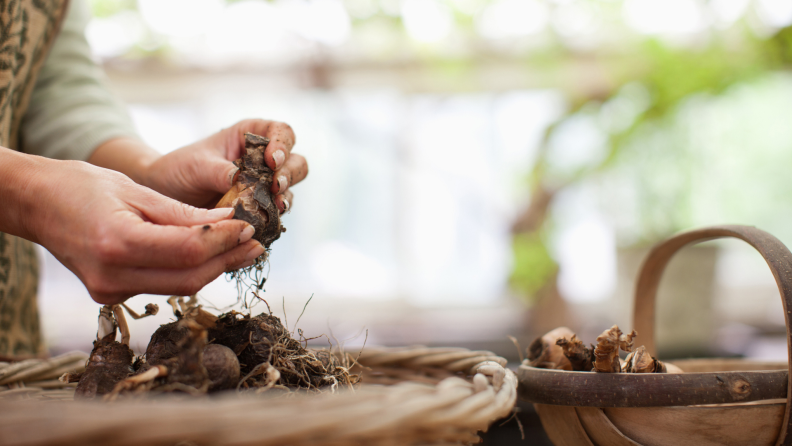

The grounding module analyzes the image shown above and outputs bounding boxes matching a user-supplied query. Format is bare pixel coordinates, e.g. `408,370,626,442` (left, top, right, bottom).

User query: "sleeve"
20,0,139,161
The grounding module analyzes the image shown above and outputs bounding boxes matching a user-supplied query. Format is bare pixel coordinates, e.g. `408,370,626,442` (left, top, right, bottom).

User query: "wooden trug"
519,225,792,446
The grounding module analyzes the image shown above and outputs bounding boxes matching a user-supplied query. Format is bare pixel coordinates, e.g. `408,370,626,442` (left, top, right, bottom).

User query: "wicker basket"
518,225,792,446
0,344,516,445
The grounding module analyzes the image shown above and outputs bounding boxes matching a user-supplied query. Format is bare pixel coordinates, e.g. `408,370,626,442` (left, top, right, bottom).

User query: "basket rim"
518,362,788,407
0,346,518,446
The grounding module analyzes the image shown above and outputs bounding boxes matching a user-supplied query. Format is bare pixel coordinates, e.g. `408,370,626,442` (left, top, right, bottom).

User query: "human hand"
141,119,308,211
27,159,264,305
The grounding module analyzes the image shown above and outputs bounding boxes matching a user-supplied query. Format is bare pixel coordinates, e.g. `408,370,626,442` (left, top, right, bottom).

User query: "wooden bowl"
518,226,792,446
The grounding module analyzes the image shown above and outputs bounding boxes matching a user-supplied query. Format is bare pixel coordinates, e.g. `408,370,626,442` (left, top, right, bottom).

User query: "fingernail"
239,224,255,243
229,167,240,186
245,242,266,261
207,208,234,220
281,197,290,213
277,175,288,193
273,150,285,169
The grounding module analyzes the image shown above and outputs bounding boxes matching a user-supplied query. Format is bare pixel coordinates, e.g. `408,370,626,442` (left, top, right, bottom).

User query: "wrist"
87,137,161,187
0,148,57,243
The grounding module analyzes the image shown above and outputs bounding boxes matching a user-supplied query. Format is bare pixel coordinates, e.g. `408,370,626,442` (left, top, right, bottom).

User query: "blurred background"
39,0,792,374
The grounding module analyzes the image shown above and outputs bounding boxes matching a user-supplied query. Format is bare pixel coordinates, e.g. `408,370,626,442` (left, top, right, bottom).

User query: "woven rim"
0,351,86,401
0,346,517,446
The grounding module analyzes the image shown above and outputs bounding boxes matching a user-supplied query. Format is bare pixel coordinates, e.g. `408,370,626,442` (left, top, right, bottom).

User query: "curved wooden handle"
632,225,792,446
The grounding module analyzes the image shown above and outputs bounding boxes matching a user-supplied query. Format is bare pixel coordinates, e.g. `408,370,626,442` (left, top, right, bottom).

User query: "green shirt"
0,0,136,359
21,0,138,161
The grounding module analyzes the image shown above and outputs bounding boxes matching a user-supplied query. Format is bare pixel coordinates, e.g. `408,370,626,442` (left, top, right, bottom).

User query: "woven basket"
518,225,792,446
0,344,516,445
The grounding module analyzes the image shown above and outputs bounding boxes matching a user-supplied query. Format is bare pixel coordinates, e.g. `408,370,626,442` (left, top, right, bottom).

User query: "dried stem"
556,335,593,372
593,325,625,373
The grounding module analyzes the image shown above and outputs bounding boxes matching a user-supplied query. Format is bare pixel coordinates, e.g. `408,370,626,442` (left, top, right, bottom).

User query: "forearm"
1,144,257,305
0,147,55,243
1,140,159,243
87,137,160,186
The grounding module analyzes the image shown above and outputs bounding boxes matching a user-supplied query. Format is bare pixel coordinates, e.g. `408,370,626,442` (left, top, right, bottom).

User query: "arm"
12,0,306,305
0,147,262,305
10,1,262,305
87,119,308,212
23,0,307,210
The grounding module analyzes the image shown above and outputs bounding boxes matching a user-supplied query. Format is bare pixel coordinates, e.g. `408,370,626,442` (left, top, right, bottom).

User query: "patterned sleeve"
19,0,138,161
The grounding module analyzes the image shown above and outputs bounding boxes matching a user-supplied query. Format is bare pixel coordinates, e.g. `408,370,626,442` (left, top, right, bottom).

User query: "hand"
27,159,264,305
141,119,308,210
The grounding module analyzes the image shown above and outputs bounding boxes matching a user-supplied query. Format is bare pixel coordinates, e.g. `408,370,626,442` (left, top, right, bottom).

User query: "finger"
260,122,295,170
89,240,265,305
95,213,255,268
131,188,235,226
229,119,296,170
271,153,308,194
276,190,293,213
202,156,239,194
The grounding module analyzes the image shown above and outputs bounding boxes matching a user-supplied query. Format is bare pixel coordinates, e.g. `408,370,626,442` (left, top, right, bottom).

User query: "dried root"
623,345,681,374
208,312,357,392
556,335,594,372
108,365,168,400
103,296,357,399
625,346,660,373
529,325,680,375
527,327,574,370
593,325,636,373
618,328,637,352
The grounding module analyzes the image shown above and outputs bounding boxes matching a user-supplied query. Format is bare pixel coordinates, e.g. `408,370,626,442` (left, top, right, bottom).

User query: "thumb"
136,188,236,226
204,157,239,194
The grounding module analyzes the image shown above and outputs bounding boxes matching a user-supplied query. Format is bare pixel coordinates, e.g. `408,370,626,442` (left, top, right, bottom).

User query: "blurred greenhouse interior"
40,0,792,364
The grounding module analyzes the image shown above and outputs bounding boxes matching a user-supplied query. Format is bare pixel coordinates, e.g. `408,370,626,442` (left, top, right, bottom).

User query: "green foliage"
512,14,792,301
630,40,766,120
509,232,557,300
87,0,136,18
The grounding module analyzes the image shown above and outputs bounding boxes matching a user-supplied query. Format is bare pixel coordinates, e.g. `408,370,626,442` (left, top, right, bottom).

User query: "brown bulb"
216,132,285,251
203,344,241,392
527,327,574,370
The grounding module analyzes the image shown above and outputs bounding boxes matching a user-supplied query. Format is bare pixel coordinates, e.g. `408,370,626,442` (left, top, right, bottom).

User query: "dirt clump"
87,297,357,400
208,311,355,390
73,333,135,399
